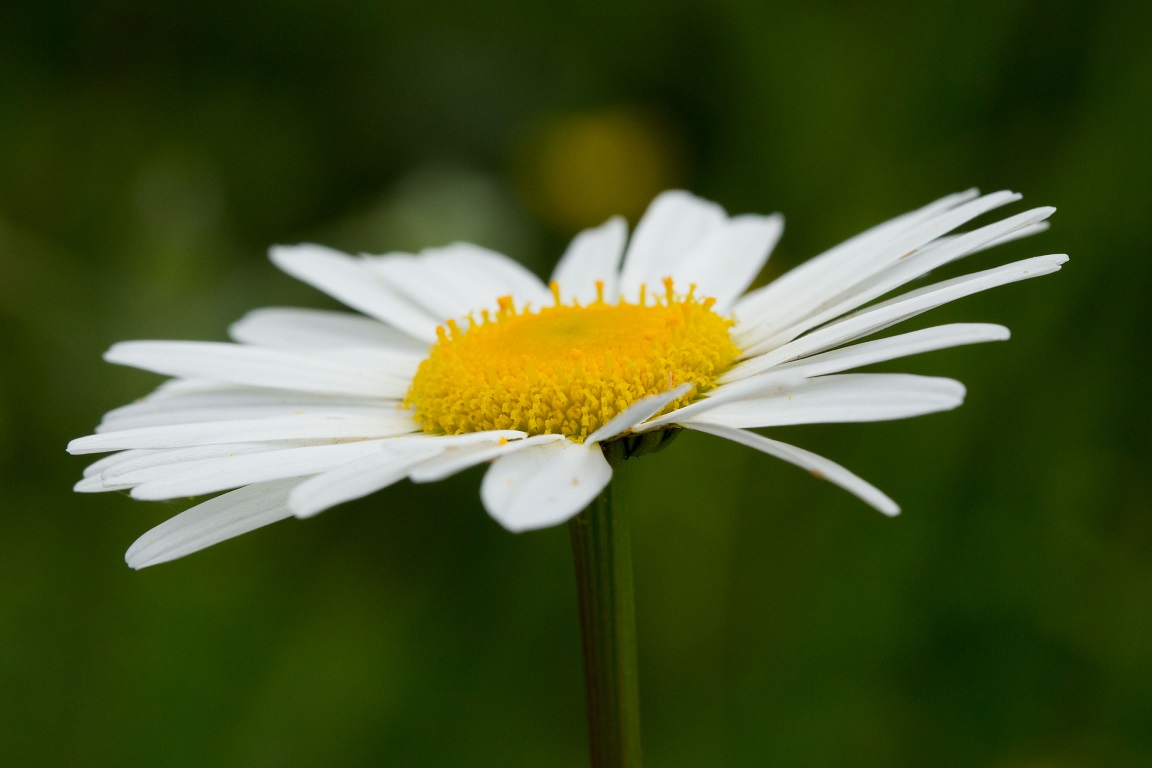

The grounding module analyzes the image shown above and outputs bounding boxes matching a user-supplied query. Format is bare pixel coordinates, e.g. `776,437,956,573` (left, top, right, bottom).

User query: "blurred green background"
2,1,1149,766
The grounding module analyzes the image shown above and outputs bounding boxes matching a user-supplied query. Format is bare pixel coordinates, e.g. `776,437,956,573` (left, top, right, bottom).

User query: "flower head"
70,189,1066,568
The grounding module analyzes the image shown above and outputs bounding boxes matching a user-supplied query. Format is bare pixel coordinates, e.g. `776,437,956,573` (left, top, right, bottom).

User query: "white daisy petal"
408,433,566,483
682,374,965,429
96,389,396,432
915,219,1050,262
270,244,441,342
421,243,553,309
736,205,1054,352
125,479,300,569
481,440,613,532
287,449,438,519
128,440,403,501
550,217,628,305
399,430,530,448
365,244,552,317
428,243,554,308
723,323,1009,383
98,401,399,433
102,458,229,491
636,370,809,432
731,190,980,321
730,254,1068,380
81,449,156,478
851,253,1069,322
619,190,727,301
285,430,531,518
100,442,320,489
137,378,242,400
670,213,783,313
586,384,694,444
365,253,484,321
106,384,388,410
229,307,429,353
105,341,418,399
686,421,899,516
74,475,114,493
733,190,1022,337
68,412,419,454
804,190,983,269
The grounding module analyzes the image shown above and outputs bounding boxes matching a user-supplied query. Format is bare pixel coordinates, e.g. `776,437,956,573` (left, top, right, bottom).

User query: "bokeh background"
2,1,1150,766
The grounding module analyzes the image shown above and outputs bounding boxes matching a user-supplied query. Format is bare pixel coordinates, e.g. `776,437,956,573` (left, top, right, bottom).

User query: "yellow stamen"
405,281,739,442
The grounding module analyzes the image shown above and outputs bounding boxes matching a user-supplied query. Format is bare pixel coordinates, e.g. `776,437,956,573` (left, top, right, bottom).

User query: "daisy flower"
70,189,1066,568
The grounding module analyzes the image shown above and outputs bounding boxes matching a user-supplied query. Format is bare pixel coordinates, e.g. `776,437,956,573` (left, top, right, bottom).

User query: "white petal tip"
291,508,324,520
267,243,302,265
493,516,554,534
481,441,612,533
124,548,182,570
288,498,327,520
102,342,140,366
268,243,345,271
489,500,588,533
124,543,166,570
287,480,364,519
66,438,94,455
73,476,106,493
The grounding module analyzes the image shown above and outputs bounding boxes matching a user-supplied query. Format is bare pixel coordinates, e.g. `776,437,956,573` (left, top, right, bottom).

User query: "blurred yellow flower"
518,107,685,229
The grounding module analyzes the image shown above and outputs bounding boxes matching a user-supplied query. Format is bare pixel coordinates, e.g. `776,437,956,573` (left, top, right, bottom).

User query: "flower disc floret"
405,279,739,441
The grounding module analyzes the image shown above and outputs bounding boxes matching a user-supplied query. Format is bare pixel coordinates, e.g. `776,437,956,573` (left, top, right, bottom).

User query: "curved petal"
586,383,692,444
550,217,628,305
125,479,301,569
733,190,1021,336
98,441,322,490
288,430,530,518
685,422,899,515
423,243,553,308
722,323,1010,384
104,341,418,399
229,307,429,354
408,434,565,483
288,448,441,519
366,243,551,319
669,213,783,313
270,244,441,342
128,440,402,501
68,411,420,454
636,370,808,432
97,389,397,433
735,205,1053,351
481,440,612,532
732,254,1067,376
618,191,727,302
81,449,156,478
681,374,966,429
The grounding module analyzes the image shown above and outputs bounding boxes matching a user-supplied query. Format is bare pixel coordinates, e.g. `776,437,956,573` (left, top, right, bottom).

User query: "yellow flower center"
405,279,739,442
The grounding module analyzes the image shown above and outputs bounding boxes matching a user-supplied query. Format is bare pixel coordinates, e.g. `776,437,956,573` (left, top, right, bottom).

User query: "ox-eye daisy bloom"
70,189,1065,569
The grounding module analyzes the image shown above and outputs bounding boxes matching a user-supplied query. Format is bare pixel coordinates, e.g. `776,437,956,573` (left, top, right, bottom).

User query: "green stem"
568,479,643,768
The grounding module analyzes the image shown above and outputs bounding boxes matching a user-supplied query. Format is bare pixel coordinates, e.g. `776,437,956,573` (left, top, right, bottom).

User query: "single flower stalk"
71,188,1064,766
